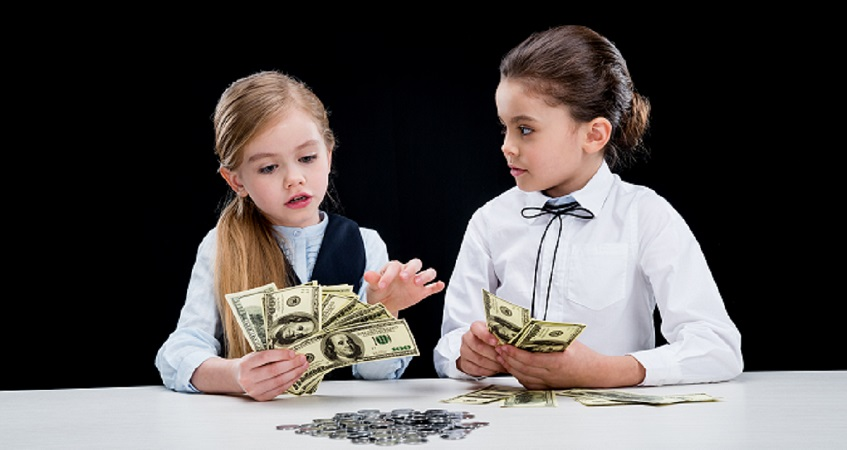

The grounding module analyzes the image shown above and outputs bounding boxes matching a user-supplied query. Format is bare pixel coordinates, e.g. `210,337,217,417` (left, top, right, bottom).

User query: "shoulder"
610,176,692,240
471,186,524,223
610,176,679,218
358,226,385,249
197,227,218,255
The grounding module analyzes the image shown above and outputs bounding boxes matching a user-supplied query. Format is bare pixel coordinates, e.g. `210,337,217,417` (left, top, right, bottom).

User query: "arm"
433,210,506,379
629,194,743,385
155,228,308,400
351,228,442,380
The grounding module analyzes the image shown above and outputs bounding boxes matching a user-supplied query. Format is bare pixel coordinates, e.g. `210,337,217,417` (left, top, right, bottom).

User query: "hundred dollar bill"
267,285,322,349
287,319,419,395
557,389,719,406
483,289,585,352
501,390,557,408
483,289,530,345
225,282,277,351
321,293,368,330
510,319,585,353
320,283,356,298
441,384,525,405
328,303,393,330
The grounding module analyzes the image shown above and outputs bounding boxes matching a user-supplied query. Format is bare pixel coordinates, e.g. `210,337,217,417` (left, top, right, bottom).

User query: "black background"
7,15,840,391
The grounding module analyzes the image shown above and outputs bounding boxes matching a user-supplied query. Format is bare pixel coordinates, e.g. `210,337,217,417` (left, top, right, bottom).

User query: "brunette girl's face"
224,108,331,228
496,78,602,198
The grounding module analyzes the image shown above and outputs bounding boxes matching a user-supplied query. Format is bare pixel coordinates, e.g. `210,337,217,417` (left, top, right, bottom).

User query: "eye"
258,164,277,175
518,125,533,136
300,154,318,164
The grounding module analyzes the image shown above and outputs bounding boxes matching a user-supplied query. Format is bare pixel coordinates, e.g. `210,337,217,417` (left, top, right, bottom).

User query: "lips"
286,193,312,208
509,165,526,177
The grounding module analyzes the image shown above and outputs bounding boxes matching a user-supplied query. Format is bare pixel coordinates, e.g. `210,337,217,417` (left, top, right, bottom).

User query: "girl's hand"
495,340,646,389
456,320,506,377
234,348,308,401
363,258,445,317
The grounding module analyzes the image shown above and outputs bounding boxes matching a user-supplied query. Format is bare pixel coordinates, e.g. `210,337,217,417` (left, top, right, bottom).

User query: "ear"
219,167,248,198
583,117,612,155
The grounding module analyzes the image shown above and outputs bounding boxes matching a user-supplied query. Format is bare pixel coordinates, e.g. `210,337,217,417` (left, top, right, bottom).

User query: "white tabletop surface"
2,371,845,449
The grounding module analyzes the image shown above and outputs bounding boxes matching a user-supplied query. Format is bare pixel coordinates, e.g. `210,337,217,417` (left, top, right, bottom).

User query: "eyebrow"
245,139,320,163
506,114,537,124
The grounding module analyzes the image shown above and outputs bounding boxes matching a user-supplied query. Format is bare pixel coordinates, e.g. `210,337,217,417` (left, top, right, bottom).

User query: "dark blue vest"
291,213,366,380
291,213,366,293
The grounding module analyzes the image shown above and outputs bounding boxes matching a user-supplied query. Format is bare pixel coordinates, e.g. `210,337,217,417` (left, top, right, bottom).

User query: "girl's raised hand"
363,258,445,317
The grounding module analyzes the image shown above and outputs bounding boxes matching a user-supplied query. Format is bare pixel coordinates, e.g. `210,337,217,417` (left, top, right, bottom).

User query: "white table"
2,371,845,449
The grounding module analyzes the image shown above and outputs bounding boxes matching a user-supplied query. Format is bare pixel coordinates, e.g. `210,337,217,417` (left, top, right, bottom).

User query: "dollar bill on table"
557,389,720,406
441,384,526,405
482,289,585,352
501,390,557,408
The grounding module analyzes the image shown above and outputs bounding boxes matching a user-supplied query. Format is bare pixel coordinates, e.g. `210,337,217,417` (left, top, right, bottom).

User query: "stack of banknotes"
483,289,586,352
225,281,419,395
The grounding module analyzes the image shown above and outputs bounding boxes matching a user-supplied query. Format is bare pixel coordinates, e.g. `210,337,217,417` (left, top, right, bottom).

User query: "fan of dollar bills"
226,281,419,395
482,289,586,352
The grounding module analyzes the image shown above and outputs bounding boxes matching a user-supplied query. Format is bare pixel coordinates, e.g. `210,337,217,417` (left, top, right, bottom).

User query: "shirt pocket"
566,243,628,310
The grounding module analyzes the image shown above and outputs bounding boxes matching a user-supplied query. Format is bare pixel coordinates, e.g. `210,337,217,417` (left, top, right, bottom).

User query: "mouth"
286,194,312,206
508,165,526,177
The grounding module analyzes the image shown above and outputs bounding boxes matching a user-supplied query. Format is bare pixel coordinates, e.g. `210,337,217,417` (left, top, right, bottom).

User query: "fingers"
399,258,423,281
239,349,309,401
376,260,404,289
470,321,499,347
373,259,440,289
459,324,504,376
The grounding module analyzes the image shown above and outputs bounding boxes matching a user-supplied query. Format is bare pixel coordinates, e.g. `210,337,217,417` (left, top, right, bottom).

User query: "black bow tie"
521,201,595,319
521,201,595,221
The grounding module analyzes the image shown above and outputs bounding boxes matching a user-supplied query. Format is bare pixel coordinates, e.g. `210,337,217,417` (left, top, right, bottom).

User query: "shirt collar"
520,161,613,215
273,211,329,244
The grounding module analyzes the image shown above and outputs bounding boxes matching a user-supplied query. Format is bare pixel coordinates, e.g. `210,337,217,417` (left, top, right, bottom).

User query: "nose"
502,136,517,163
284,167,306,189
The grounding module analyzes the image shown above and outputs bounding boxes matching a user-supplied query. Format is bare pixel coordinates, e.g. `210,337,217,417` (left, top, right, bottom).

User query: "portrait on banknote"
270,312,319,347
323,331,364,363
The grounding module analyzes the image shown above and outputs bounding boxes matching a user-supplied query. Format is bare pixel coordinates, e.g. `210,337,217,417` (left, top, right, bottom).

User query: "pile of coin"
276,408,489,445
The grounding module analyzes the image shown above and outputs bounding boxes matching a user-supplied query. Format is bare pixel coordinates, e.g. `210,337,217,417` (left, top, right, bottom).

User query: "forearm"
189,356,244,395
589,354,646,388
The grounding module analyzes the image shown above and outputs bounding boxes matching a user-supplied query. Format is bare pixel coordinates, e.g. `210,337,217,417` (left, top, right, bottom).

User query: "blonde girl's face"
495,78,604,198
223,108,331,228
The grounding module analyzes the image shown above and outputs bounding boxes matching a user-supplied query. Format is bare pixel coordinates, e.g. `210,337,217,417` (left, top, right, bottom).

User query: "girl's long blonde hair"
212,70,336,358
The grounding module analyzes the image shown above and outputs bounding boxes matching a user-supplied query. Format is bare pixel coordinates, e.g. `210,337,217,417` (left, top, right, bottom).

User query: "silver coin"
275,424,300,431
440,429,470,440
463,421,490,428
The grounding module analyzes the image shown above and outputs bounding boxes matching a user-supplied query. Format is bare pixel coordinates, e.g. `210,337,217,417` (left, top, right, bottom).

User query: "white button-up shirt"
156,212,410,393
434,162,743,386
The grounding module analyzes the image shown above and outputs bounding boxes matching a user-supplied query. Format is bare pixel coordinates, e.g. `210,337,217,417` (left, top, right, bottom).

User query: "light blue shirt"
434,162,743,386
156,212,410,393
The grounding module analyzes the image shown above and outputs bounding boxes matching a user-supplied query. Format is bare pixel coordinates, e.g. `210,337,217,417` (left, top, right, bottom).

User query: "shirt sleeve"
433,209,495,380
628,194,743,385
154,229,222,393
350,227,412,380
